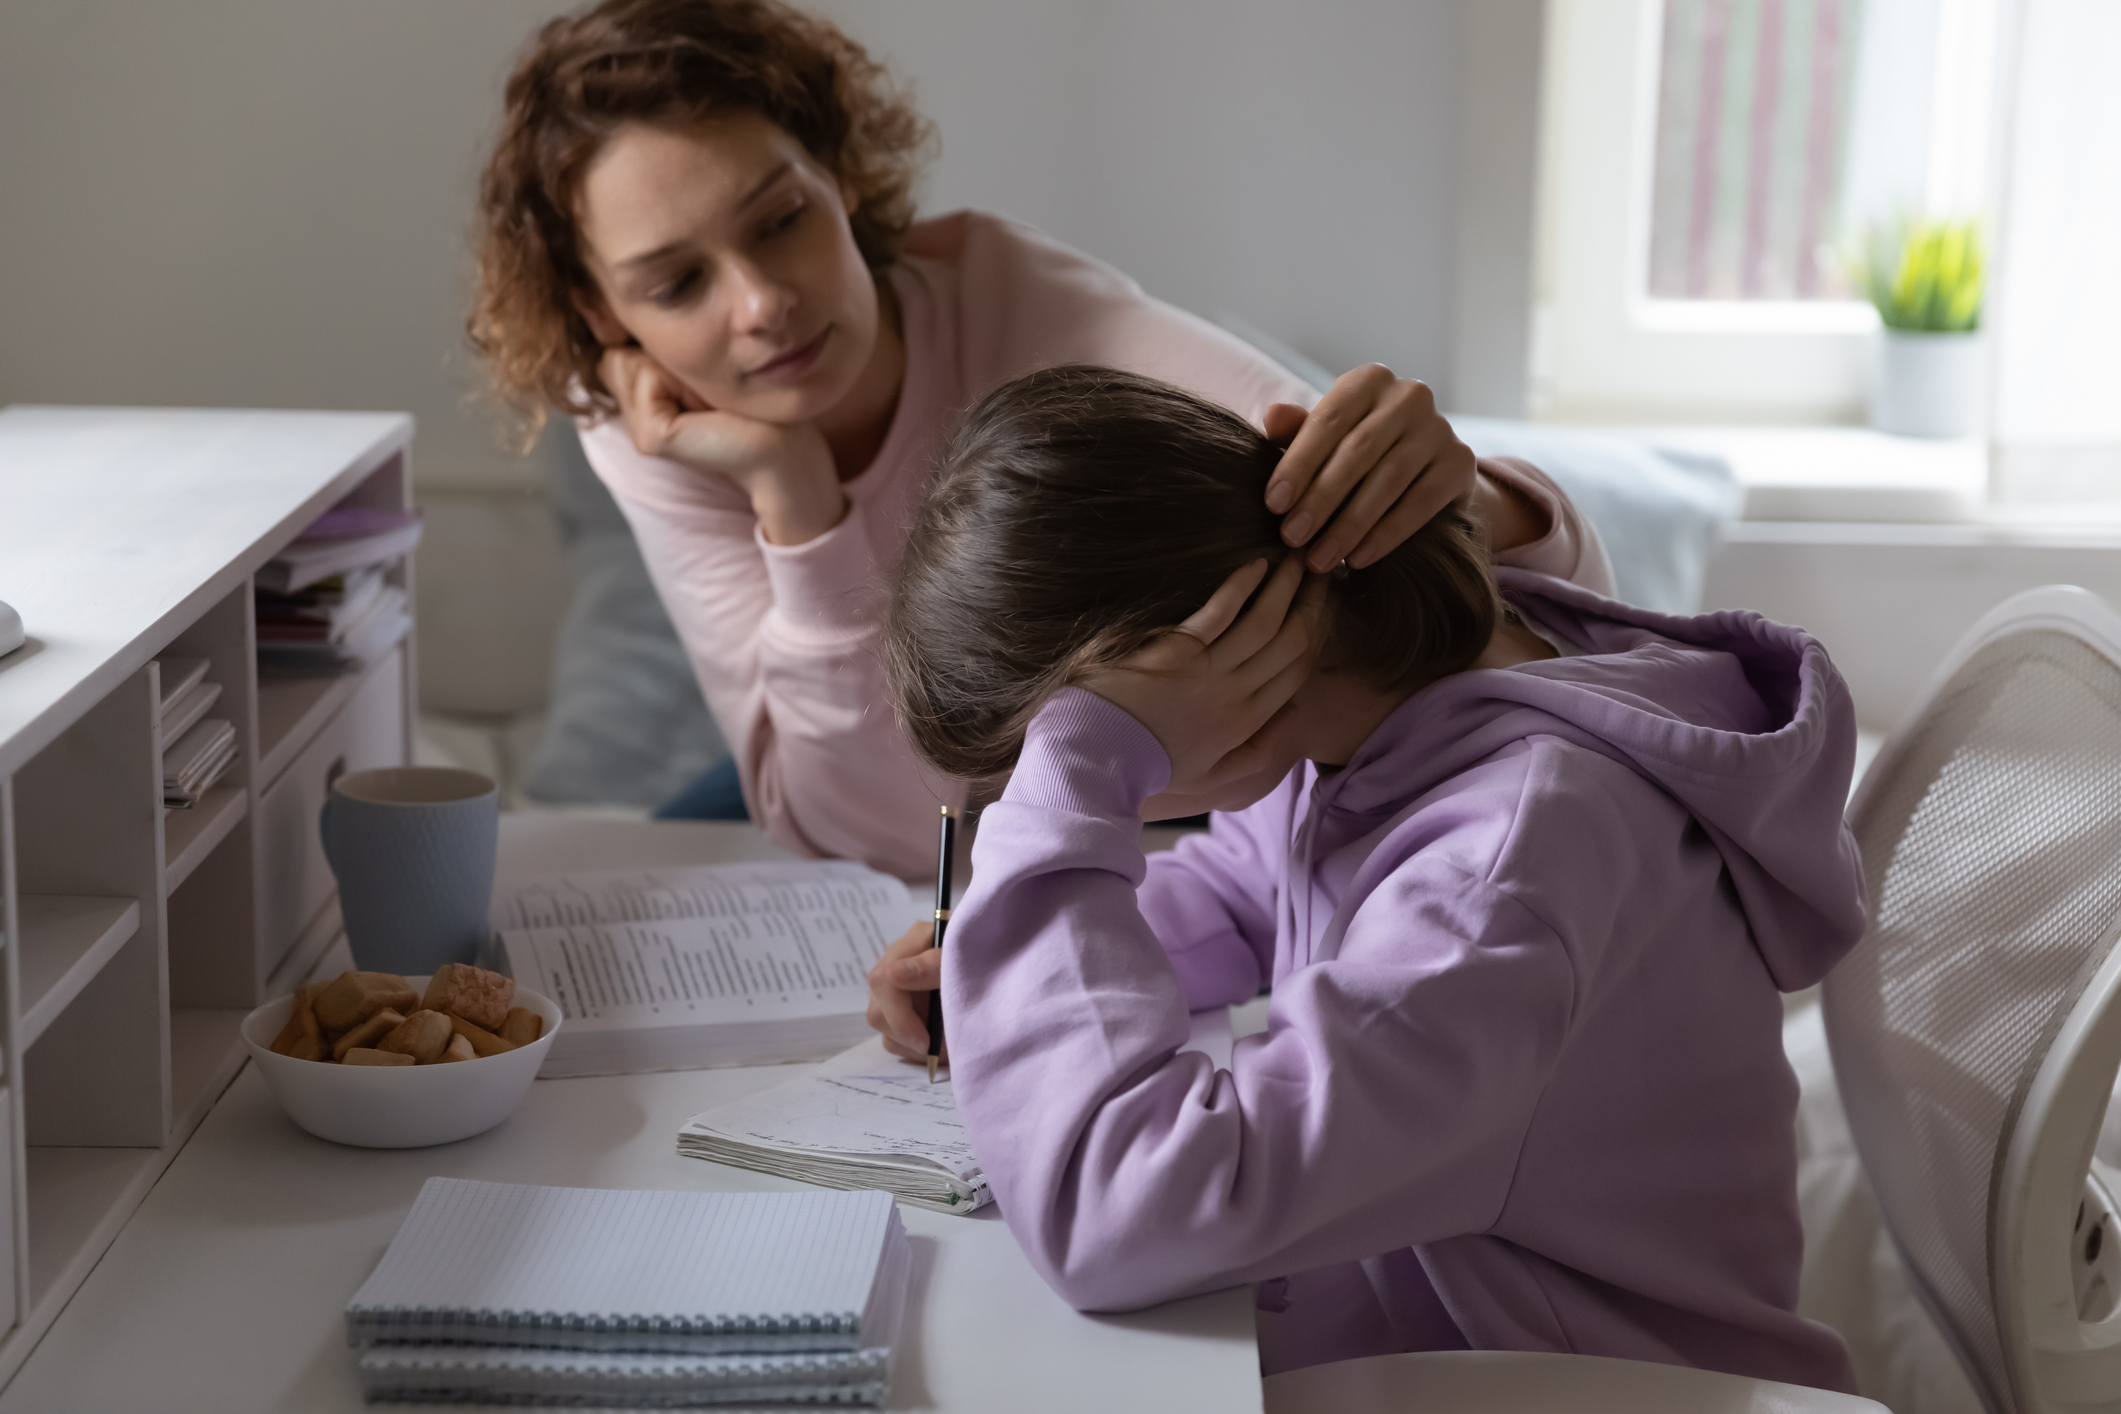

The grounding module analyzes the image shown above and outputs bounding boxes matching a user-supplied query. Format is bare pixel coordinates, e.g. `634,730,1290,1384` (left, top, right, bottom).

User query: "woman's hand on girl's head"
600,346,847,546
1263,365,1480,574
1081,556,1322,811
867,920,945,1063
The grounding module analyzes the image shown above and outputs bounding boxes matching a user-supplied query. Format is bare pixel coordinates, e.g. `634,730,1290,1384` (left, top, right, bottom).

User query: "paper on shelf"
153,657,211,707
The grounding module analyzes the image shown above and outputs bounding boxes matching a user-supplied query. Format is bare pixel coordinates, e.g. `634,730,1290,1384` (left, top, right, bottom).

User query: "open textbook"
675,1009,1239,1216
495,861,917,1078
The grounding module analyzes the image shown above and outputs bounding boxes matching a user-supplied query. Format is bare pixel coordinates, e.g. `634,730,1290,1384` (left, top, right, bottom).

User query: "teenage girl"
468,0,1615,876
868,366,1864,1389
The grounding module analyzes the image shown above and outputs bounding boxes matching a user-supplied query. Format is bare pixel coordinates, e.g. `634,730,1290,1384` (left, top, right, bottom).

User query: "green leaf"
1849,216,1986,332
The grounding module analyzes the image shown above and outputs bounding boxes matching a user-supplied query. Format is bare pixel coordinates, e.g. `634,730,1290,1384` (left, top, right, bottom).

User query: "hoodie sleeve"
1136,785,1298,1011
948,688,1576,1312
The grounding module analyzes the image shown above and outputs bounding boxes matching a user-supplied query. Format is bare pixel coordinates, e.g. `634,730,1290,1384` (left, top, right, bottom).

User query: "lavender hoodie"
943,569,1865,1389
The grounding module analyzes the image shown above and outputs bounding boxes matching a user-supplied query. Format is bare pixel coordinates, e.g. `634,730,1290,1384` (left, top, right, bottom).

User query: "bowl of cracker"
241,963,562,1148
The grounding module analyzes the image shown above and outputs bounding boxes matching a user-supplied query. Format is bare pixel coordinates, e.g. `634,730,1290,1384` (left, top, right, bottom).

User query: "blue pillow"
1453,418,1741,614
1209,315,1741,612
521,435,729,808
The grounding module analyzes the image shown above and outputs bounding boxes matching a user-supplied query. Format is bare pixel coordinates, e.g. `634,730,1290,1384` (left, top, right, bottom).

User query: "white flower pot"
1871,329,1984,438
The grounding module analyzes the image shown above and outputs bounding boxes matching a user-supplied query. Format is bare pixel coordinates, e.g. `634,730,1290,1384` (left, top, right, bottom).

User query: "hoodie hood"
1312,568,1865,992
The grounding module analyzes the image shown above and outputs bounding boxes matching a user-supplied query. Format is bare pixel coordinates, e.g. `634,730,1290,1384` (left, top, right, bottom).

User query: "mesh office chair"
1825,585,2121,1414
1262,1349,1886,1413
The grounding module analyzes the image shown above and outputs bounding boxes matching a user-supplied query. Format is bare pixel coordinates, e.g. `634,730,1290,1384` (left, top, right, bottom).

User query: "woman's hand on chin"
1263,365,1484,572
1079,556,1320,806
602,346,846,546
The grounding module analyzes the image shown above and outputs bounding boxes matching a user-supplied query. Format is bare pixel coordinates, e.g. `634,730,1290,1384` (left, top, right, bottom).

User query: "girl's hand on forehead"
1080,556,1322,806
1263,366,1478,574
600,346,846,545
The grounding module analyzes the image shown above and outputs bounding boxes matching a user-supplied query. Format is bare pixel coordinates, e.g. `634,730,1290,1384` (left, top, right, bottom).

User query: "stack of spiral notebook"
346,1178,910,1406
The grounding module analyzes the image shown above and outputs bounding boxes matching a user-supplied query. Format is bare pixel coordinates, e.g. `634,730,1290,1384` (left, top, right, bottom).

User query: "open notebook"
494,861,916,1077
347,1179,910,1407
676,1010,1239,1216
680,1037,991,1215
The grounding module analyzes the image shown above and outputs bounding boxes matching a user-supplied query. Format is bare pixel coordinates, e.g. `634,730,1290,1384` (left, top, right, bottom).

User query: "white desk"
0,818,1263,1412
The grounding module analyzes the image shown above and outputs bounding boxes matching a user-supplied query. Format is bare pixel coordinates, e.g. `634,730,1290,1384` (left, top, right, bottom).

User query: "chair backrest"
1825,586,2121,1414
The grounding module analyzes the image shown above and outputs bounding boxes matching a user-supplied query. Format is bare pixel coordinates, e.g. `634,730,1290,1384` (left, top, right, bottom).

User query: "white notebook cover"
346,1179,903,1355
355,1216,912,1407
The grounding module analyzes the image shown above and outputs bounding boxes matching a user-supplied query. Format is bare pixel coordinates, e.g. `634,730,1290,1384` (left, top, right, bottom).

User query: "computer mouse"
0,599,21,657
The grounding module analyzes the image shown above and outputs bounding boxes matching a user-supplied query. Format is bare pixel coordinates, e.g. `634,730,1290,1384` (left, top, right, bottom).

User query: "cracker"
377,1009,452,1064
331,1008,406,1063
313,971,418,1033
498,1007,543,1046
421,964,515,1031
270,985,320,1056
448,1014,519,1057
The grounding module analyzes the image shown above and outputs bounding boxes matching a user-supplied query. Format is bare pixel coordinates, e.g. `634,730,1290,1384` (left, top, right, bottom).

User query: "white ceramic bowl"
241,976,562,1148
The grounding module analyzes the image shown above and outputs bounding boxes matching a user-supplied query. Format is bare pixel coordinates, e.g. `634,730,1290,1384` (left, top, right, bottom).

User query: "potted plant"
1853,218,1987,438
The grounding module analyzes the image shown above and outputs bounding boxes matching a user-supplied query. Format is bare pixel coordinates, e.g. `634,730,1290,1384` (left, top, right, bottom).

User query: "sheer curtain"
1988,0,2121,500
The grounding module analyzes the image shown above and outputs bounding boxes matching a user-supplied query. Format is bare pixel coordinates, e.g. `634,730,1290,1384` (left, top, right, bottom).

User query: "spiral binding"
344,1304,865,1354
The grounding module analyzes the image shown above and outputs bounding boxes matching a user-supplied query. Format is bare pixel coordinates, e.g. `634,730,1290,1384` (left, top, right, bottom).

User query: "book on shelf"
254,562,386,637
255,507,421,595
346,1178,910,1408
255,584,409,677
153,657,223,747
163,716,236,807
156,656,211,705
493,859,917,1078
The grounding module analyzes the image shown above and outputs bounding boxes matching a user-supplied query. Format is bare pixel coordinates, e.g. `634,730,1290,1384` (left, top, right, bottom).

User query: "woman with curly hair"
469,0,1616,878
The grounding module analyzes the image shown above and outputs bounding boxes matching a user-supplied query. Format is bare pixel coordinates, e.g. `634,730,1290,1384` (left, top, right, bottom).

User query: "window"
1532,0,2004,424
1645,0,1863,303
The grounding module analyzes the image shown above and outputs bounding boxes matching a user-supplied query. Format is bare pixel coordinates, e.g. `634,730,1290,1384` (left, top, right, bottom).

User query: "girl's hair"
884,366,1499,781
469,0,934,441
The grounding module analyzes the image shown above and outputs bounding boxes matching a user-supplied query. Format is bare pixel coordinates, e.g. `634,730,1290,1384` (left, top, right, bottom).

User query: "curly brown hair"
469,0,935,442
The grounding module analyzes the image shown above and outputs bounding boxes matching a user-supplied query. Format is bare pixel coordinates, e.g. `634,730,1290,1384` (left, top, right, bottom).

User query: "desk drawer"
256,651,405,975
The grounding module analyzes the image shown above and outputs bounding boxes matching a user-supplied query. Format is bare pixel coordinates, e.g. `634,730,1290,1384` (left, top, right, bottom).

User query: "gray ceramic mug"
320,767,497,975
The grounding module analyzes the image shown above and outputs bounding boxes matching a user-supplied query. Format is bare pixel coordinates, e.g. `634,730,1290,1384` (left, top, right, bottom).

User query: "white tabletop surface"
0,406,409,776
0,817,1263,1412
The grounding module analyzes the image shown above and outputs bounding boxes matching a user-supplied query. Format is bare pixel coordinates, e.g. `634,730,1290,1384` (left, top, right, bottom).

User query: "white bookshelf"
0,406,416,1385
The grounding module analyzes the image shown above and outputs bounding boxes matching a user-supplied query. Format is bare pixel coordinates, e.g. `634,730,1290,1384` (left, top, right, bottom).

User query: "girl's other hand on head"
1263,366,1479,573
866,920,946,1063
600,346,845,545
1081,556,1321,810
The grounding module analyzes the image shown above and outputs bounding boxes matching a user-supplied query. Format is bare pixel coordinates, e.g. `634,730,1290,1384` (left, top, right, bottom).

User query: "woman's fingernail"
1265,481,1294,513
894,960,922,982
1283,511,1314,544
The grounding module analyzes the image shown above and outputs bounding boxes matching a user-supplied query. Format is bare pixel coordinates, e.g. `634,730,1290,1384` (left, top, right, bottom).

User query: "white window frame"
1531,0,1874,425
1530,0,2005,427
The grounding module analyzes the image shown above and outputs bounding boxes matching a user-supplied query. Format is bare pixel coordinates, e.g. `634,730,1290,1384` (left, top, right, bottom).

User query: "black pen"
927,804,956,1082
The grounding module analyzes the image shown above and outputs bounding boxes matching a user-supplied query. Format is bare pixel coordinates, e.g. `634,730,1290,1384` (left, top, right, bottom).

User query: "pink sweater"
581,211,1617,879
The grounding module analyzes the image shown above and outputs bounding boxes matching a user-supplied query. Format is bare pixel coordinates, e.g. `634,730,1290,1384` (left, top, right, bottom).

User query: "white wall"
0,1,1527,479
0,0,574,495
814,0,1477,392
